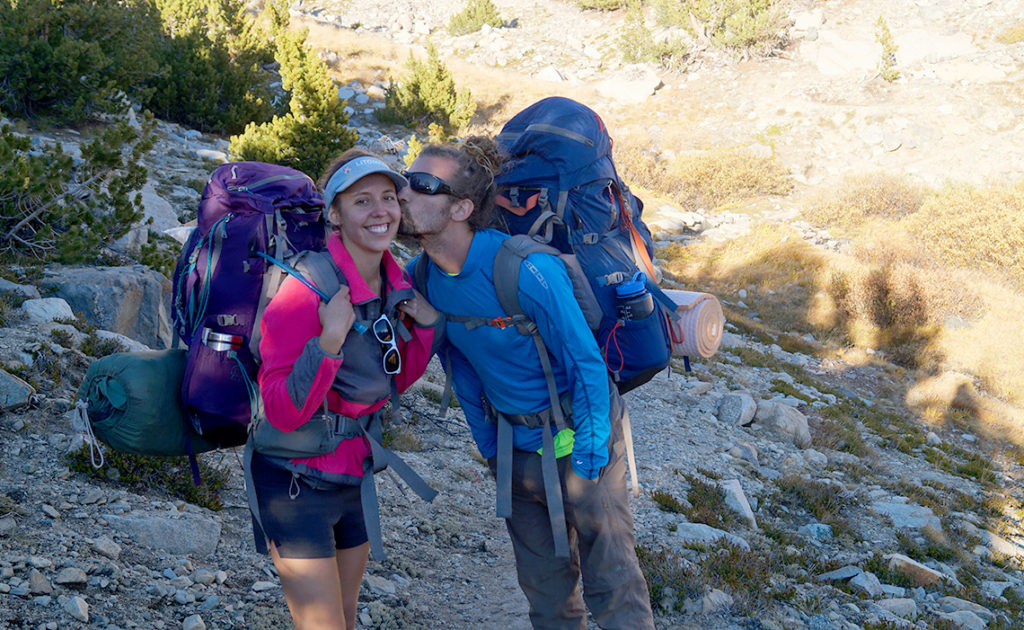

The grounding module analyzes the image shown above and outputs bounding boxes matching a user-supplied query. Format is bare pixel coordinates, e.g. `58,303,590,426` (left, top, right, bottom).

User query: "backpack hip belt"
485,393,574,559
246,403,437,561
251,405,368,460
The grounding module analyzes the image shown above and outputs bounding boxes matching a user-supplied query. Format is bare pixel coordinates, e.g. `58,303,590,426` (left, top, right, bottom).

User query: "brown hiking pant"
491,392,655,630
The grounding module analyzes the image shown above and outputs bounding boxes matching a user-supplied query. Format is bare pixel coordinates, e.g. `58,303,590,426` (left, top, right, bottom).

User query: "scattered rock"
798,523,833,541
696,588,733,614
718,479,757,529
849,571,884,597
61,595,89,622
872,502,943,531
54,567,88,585
885,553,948,587
0,370,35,411
717,392,756,426
876,598,918,618
0,278,41,299
758,402,812,448
102,513,221,557
20,298,75,323
182,614,207,630
674,522,750,551
364,574,397,596
816,565,862,582
90,536,122,560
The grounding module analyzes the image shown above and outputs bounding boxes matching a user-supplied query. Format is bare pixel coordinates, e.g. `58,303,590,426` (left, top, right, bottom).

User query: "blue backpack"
411,100,677,536
494,96,674,394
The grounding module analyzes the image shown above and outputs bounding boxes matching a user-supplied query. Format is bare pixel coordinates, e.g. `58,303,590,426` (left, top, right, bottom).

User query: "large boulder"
41,265,171,349
20,297,75,323
101,512,220,557
0,369,35,411
115,181,183,251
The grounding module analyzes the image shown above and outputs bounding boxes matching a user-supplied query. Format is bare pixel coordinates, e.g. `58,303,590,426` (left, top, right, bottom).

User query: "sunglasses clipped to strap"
372,313,401,375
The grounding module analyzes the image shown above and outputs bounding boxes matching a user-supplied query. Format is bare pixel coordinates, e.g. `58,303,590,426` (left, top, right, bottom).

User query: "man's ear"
450,197,475,222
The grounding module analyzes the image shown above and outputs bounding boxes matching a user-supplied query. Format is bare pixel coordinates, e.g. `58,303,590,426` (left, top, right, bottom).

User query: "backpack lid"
495,97,614,190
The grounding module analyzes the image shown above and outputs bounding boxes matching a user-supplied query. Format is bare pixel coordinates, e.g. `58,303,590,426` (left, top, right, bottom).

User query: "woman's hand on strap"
398,289,441,327
318,285,355,354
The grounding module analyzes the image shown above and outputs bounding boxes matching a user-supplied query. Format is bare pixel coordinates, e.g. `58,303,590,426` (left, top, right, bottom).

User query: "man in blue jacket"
398,137,654,630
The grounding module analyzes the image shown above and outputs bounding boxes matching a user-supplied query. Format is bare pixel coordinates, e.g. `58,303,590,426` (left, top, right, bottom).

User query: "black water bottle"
615,272,654,321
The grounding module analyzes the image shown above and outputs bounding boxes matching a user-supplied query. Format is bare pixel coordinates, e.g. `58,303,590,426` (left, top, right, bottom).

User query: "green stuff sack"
76,350,218,457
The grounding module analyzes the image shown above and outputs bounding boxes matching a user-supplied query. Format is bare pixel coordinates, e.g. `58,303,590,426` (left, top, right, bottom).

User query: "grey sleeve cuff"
285,337,342,411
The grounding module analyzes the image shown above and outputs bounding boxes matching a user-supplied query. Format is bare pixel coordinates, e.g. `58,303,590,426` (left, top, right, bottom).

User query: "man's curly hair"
419,136,505,232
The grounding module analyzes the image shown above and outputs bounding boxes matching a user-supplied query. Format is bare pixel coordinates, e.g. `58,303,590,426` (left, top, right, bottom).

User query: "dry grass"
997,22,1024,44
298,17,408,88
900,181,1024,290
660,222,836,339
659,214,1024,416
804,172,926,231
905,371,1024,446
617,143,792,212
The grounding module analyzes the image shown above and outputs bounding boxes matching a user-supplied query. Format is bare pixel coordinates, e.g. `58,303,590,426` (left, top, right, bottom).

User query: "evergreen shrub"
653,0,788,56
0,118,154,264
619,2,688,69
144,0,280,134
448,0,503,35
0,0,294,135
229,16,358,179
377,44,476,134
403,123,448,166
0,0,162,124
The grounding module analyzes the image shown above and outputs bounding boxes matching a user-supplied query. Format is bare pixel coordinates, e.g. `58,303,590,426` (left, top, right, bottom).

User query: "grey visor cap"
323,156,408,218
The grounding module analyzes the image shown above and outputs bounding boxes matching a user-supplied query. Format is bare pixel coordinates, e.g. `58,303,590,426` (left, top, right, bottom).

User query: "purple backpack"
171,162,327,454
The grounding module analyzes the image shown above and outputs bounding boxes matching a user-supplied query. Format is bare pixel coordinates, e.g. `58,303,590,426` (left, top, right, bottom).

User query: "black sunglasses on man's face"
402,171,456,196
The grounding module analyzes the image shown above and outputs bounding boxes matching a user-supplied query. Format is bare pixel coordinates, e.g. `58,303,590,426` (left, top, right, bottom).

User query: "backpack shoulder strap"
293,249,347,299
415,251,509,331
492,235,568,431
493,235,557,326
495,235,602,332
412,253,430,300
249,249,349,358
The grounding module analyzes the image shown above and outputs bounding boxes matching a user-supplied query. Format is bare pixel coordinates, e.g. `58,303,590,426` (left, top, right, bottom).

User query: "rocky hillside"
3,0,1024,629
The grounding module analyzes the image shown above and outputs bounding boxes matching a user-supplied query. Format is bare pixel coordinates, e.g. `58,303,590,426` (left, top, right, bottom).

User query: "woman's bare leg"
270,544,346,630
336,542,370,630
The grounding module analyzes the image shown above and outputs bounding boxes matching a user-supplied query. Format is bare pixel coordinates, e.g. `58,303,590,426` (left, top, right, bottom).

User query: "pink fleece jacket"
257,234,435,476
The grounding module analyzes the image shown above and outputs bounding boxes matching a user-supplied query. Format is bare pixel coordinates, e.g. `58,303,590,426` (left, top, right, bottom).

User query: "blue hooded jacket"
409,229,610,479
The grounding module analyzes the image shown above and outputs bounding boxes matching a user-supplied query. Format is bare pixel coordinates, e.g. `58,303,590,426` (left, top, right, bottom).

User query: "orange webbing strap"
614,188,657,282
495,192,541,217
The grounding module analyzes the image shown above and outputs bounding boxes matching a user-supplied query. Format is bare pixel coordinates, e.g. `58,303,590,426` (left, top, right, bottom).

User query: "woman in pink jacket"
249,149,441,630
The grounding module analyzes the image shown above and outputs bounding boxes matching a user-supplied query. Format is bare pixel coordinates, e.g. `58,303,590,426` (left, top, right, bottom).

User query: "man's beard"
397,204,447,238
397,216,422,238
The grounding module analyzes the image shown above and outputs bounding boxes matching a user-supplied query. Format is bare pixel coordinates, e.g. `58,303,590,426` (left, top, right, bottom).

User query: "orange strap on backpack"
612,187,657,282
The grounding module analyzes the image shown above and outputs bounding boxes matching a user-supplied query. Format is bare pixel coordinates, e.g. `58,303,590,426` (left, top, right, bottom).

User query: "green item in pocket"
76,350,218,457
